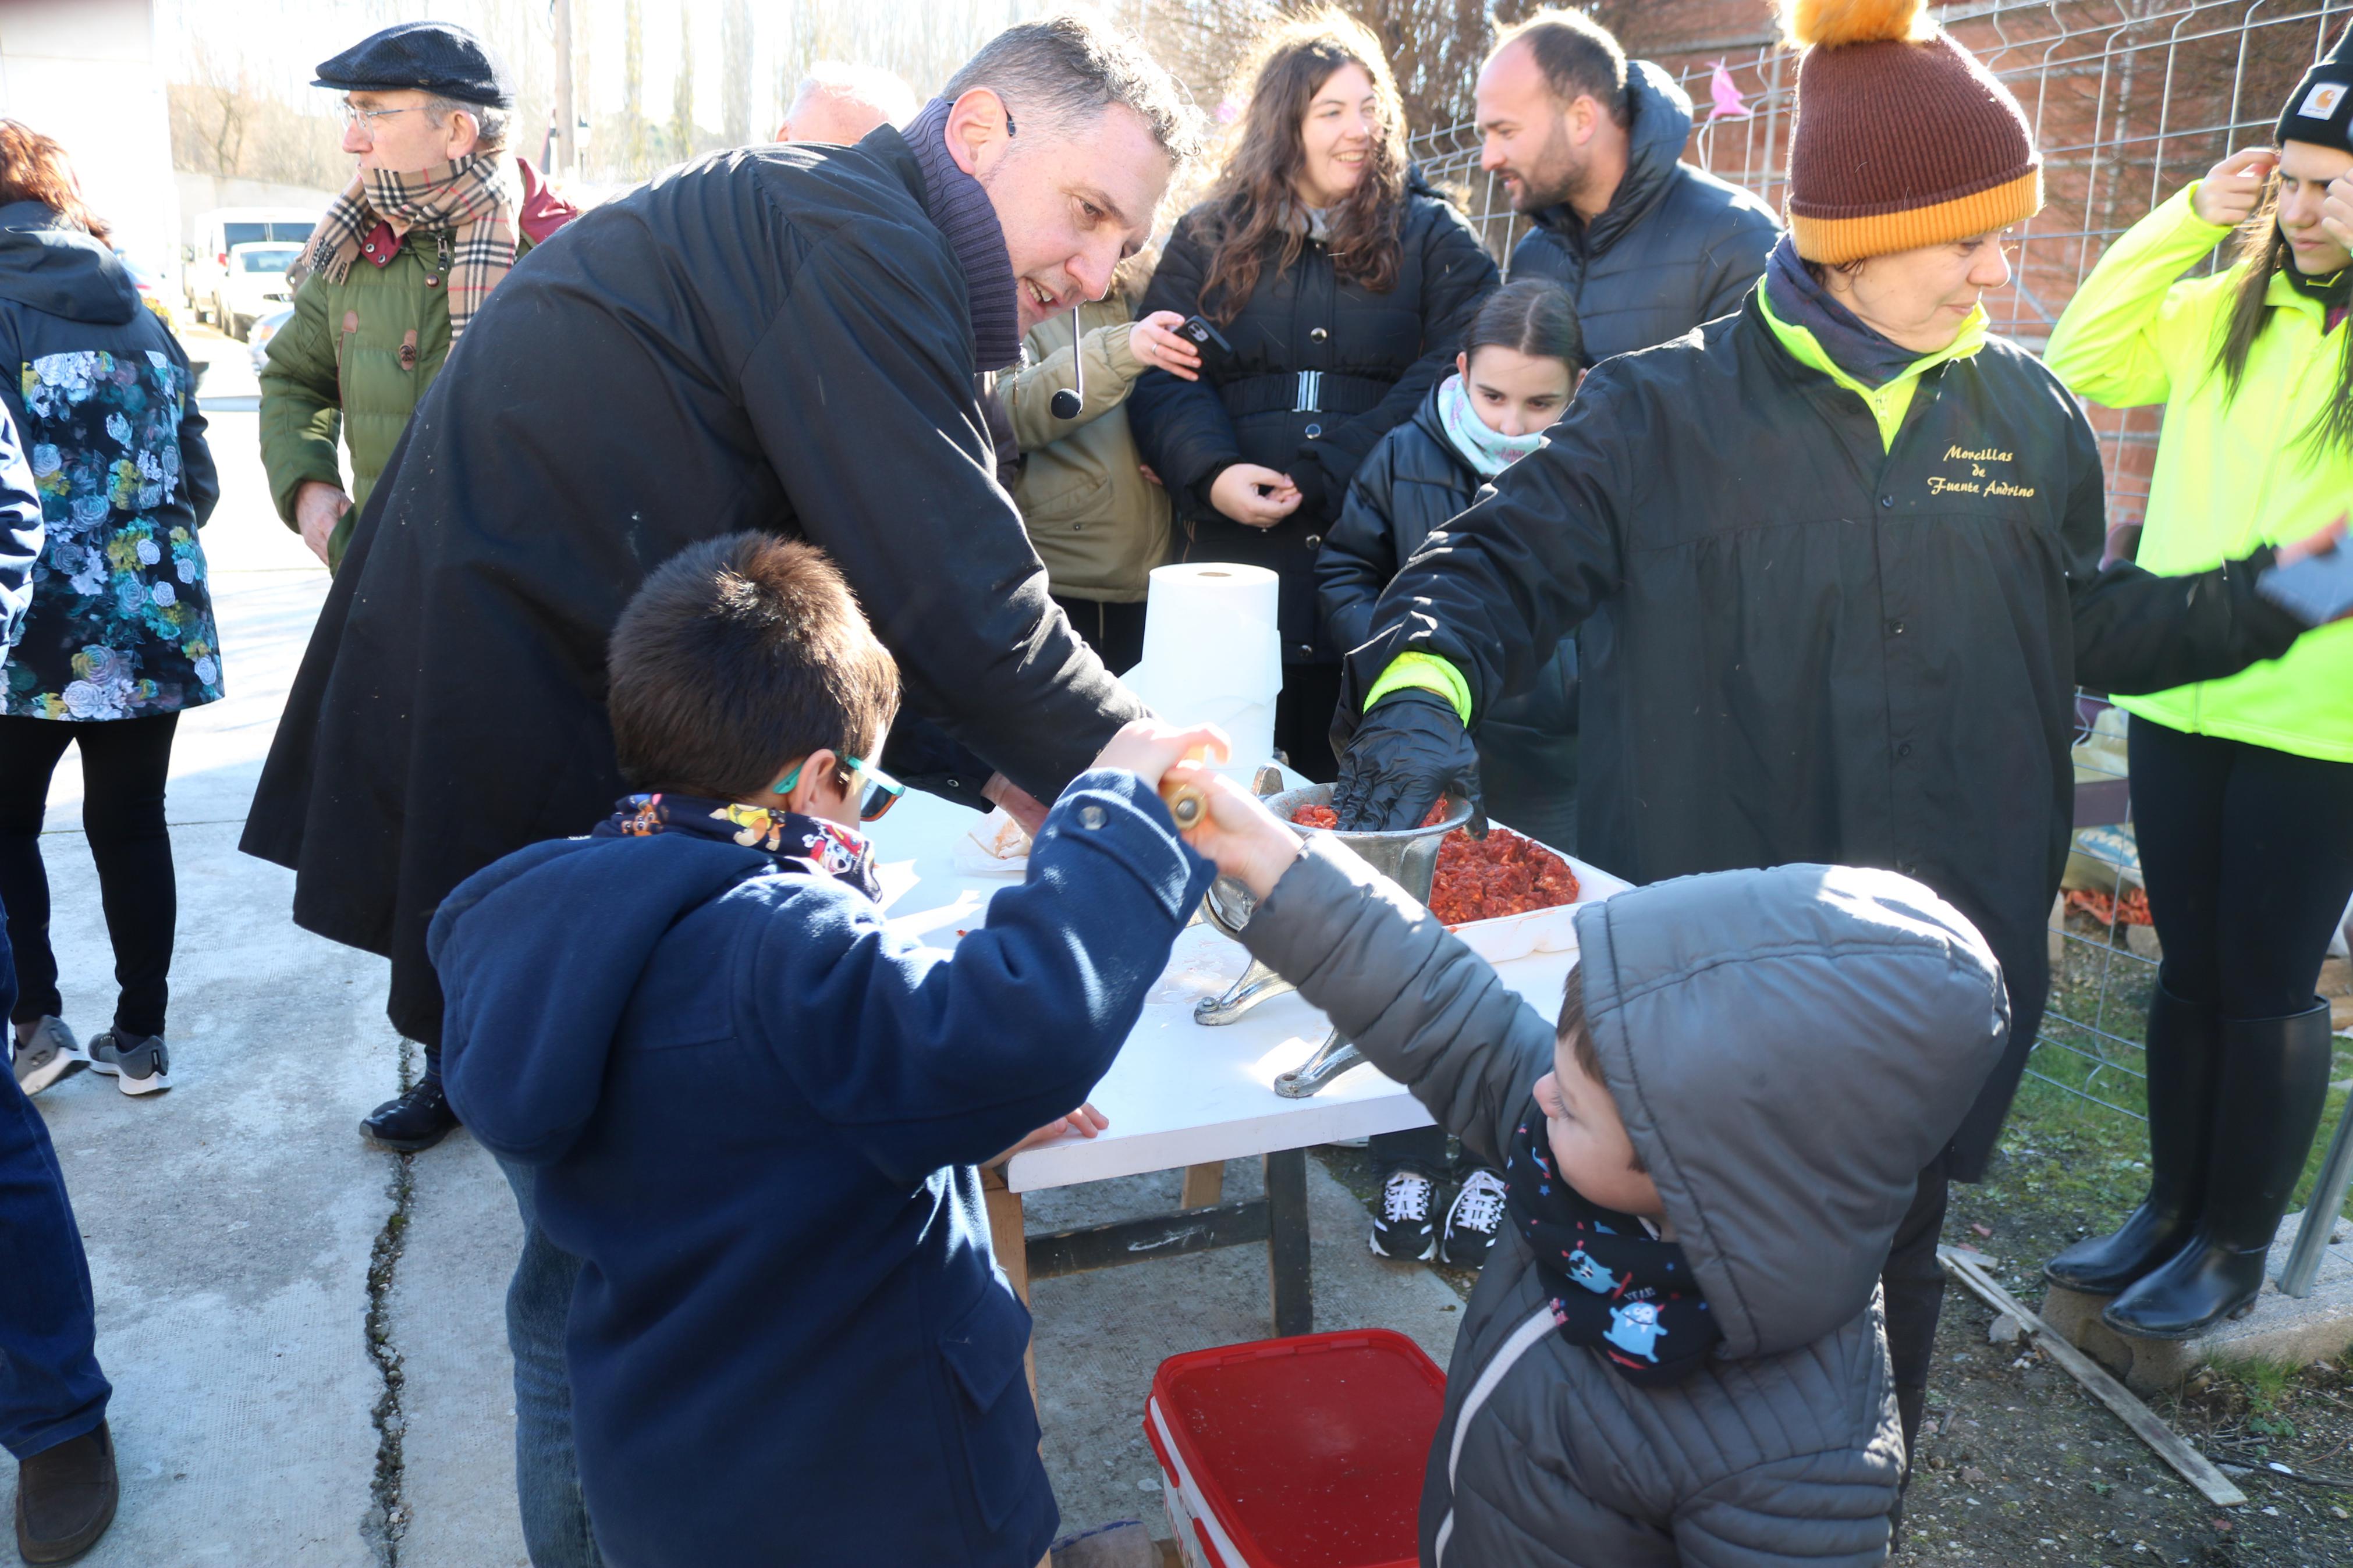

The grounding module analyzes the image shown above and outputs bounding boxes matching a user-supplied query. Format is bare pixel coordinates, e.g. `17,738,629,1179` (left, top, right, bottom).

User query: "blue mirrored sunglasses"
773,754,906,822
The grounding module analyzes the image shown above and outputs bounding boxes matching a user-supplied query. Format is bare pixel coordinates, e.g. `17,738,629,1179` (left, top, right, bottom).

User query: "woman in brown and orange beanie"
1329,0,2330,1471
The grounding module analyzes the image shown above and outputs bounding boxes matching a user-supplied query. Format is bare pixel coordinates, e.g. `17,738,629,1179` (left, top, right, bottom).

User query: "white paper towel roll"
1120,563,1283,775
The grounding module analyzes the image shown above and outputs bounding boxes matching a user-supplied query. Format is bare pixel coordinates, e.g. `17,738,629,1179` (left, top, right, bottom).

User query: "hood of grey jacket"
1573,863,2008,1360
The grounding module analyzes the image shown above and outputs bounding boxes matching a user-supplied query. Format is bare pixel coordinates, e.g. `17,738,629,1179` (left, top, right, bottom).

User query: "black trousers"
1050,593,1148,675
0,713,180,1038
2127,714,2353,1018
1882,1149,1952,1470
1276,662,1346,785
1369,1125,1449,1176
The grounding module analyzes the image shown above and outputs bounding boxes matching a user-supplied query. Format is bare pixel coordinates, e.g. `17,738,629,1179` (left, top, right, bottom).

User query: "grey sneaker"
86,1030,170,1096
11,1017,87,1096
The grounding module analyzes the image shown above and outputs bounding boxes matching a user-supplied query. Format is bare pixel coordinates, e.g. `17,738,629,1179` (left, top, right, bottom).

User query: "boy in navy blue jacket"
429,532,1221,1568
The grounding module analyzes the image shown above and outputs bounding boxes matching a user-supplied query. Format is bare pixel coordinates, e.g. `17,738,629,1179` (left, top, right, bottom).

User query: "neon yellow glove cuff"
1364,653,1472,727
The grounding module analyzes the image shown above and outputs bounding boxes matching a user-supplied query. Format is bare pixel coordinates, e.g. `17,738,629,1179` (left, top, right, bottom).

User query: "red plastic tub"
1142,1330,1447,1568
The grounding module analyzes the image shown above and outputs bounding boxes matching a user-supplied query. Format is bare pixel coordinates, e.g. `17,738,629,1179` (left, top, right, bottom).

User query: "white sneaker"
11,1016,87,1096
1442,1167,1509,1268
1369,1166,1439,1261
86,1030,171,1096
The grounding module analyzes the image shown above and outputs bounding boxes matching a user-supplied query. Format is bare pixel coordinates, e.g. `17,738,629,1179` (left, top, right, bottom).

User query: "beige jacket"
1003,295,1172,603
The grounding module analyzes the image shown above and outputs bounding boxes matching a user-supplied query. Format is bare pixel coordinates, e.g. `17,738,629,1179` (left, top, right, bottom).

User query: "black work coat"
1348,294,2304,1177
1508,62,1779,364
1128,180,1497,663
242,131,1142,1045
1318,386,1580,847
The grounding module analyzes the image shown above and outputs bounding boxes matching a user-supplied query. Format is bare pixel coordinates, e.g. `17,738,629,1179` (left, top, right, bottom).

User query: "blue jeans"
494,1152,602,1568
0,893,111,1460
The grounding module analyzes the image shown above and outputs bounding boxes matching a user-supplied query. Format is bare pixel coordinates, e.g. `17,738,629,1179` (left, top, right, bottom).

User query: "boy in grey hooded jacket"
1178,775,2008,1566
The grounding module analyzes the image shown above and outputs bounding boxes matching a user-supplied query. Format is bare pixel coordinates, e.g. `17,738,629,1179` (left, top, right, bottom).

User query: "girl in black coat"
1318,279,1589,1265
1128,11,1497,778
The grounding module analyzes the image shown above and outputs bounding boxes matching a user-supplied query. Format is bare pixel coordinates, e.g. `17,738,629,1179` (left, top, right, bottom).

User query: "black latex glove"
1331,689,1486,834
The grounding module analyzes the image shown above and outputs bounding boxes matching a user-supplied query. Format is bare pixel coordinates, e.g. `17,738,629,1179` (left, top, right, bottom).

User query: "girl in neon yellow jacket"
2042,28,2353,1341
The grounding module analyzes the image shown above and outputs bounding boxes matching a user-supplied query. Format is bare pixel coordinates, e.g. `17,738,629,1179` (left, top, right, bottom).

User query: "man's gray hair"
424,95,509,155
941,13,1202,166
790,62,919,129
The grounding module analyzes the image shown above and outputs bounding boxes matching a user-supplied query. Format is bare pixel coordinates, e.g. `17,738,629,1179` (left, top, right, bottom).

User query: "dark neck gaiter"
1502,1114,1722,1388
1764,233,1922,390
903,96,1021,371
2281,231,2352,332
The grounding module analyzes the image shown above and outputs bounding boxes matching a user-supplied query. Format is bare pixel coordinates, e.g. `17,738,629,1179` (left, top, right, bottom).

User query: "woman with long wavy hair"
2041,29,2353,1339
1129,8,1496,781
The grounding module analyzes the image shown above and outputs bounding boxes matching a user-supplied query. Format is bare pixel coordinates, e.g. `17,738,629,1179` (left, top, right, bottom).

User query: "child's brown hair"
608,534,899,798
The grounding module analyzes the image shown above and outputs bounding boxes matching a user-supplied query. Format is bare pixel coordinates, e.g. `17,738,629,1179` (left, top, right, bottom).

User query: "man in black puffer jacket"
1479,12,1778,361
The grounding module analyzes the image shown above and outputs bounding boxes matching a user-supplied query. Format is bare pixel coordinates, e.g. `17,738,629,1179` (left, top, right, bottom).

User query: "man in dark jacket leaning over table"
246,13,1199,1150
242,19,1199,1563
1477,9,1778,362
1333,0,2324,1488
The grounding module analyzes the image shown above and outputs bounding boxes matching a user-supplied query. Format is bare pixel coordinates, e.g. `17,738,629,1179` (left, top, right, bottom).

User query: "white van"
185,208,318,324
214,242,306,340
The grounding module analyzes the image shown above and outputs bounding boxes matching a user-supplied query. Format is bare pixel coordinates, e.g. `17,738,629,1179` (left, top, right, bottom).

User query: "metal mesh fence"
1405,0,2353,1122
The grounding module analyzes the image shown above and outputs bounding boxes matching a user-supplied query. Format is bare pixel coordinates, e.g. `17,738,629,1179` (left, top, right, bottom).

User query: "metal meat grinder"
1194,780,1472,1097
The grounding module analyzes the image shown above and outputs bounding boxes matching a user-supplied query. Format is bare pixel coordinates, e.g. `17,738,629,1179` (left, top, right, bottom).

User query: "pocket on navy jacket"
939,1284,1043,1530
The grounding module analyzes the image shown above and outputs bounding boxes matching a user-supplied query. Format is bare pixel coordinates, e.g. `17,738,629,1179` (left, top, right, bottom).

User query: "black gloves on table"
1331,689,1486,835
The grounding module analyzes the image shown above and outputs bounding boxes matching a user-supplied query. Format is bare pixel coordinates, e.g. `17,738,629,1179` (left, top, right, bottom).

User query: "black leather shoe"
2046,982,2219,1295
360,1074,460,1152
15,1420,118,1565
2103,1000,2333,1340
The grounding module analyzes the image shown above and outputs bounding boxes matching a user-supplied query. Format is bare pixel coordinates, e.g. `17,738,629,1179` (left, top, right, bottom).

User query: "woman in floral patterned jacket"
0,122,219,1098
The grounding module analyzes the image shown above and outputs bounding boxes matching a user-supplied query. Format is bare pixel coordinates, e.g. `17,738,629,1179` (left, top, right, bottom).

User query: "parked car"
213,242,303,341
247,305,295,376
114,251,177,333
184,207,315,324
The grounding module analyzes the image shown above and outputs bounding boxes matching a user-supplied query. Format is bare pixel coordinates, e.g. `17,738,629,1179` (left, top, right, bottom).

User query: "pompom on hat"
1779,0,2043,264
2277,21,2353,156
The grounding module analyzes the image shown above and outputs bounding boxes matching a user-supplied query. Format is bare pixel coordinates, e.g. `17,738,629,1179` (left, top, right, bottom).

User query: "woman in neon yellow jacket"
2042,30,2353,1339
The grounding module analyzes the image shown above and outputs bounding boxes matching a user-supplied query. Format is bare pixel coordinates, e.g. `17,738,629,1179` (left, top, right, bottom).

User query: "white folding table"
870,790,1591,1337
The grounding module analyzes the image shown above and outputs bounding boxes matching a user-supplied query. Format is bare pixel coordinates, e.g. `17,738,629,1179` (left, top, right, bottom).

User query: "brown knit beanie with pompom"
1780,0,2042,264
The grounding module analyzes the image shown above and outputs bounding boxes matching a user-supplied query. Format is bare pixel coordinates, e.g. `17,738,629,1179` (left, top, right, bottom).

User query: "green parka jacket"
258,158,576,569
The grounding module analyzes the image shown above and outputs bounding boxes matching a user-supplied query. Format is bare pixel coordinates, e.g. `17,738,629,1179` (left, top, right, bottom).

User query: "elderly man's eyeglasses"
772,755,906,823
339,102,424,132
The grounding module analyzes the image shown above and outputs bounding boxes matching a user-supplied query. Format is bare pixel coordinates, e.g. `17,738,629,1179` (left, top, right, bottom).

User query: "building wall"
0,0,180,286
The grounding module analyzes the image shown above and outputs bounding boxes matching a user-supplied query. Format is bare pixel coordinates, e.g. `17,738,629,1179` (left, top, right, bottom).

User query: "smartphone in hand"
2259,543,2353,626
1176,314,1234,375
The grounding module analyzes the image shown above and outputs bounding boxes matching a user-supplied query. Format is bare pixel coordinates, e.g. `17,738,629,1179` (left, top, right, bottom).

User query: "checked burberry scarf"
1502,1115,1721,1388
293,152,523,341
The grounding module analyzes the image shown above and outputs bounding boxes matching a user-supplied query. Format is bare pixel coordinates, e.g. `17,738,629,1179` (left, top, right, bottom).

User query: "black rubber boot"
2045,982,2220,1294
360,1058,460,1153
2102,1000,2333,1340
15,1420,118,1565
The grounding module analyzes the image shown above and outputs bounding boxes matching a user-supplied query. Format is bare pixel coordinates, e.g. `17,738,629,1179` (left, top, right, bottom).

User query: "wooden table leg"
1264,1149,1312,1337
984,1169,1054,1568
1179,1160,1225,1208
982,1164,1038,1407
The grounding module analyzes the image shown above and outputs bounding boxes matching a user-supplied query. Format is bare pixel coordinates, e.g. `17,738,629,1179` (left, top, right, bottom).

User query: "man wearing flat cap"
259,21,576,573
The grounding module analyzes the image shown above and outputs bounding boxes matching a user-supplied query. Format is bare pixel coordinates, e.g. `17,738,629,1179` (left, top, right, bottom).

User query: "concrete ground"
3,327,1465,1564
